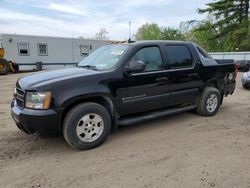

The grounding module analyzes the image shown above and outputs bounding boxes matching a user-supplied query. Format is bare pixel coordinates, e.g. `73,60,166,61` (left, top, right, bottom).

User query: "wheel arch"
61,95,118,131
202,78,224,93
202,78,224,105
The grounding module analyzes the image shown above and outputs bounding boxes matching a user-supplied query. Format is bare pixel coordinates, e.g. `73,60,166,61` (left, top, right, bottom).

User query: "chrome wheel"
76,113,104,143
206,94,218,113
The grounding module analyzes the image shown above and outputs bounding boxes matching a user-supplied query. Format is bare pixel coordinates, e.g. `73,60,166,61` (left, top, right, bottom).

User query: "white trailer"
0,34,109,70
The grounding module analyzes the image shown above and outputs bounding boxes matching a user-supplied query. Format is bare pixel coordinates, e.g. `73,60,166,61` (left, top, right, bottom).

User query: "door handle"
156,77,168,82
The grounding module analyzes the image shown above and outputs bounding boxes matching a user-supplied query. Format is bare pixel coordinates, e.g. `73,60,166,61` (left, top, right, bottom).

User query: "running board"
118,105,197,126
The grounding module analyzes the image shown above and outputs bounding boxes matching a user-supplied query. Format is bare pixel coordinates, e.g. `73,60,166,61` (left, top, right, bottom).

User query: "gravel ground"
0,72,250,188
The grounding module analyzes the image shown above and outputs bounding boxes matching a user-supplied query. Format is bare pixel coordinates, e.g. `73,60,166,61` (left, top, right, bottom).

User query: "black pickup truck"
11,41,236,150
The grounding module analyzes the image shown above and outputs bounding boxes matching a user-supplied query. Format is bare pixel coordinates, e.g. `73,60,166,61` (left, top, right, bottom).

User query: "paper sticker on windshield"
110,51,124,55
97,64,107,68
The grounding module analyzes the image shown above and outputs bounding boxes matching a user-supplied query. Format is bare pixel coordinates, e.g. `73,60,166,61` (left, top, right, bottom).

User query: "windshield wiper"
78,65,99,71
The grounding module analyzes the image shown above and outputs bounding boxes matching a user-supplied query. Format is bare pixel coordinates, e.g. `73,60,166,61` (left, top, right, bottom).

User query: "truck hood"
17,68,100,90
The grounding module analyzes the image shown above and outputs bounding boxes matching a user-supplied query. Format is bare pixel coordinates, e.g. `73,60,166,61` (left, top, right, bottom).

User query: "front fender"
60,92,116,109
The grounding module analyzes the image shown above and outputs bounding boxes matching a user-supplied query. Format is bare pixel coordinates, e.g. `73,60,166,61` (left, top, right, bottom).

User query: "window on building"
18,43,29,56
129,46,164,72
38,43,48,56
165,45,193,68
80,45,89,56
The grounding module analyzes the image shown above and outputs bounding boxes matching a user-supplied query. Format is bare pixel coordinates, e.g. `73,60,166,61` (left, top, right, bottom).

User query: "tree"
185,19,226,51
161,27,185,40
185,22,224,51
198,0,250,51
95,28,109,40
135,23,185,41
134,23,161,40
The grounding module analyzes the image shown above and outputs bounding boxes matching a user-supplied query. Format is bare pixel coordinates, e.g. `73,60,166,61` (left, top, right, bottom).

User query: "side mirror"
124,60,146,74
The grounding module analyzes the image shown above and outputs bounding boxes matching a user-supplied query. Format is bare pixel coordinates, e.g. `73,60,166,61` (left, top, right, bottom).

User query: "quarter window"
18,43,29,56
130,46,163,72
166,45,193,68
38,43,48,56
196,46,210,59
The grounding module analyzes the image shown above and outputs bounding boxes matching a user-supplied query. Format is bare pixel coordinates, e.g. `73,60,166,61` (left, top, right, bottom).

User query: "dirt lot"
0,72,250,188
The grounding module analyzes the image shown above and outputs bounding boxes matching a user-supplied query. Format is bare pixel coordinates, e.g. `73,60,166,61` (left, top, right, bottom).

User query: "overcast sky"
0,0,211,40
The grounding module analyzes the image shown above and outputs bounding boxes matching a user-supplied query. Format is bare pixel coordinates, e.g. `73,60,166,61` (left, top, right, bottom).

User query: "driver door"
116,45,172,116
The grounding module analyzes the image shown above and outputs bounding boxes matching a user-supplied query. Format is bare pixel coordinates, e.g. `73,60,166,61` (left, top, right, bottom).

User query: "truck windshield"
78,44,129,70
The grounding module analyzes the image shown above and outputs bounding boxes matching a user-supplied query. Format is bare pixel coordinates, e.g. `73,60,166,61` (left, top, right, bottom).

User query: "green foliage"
184,24,221,51
198,0,249,51
134,23,161,40
134,0,249,52
161,27,185,40
135,23,185,41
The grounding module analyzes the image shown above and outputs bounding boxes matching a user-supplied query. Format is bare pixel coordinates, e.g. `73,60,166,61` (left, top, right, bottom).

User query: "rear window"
165,45,193,69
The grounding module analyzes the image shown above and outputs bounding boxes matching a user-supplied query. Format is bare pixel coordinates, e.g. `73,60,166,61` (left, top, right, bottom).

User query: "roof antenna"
128,21,131,43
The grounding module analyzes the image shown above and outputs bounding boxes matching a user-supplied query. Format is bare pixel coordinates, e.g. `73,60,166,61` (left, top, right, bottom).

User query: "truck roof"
131,40,193,45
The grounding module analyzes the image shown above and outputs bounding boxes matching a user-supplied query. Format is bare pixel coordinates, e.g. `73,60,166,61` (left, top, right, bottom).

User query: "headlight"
25,92,52,109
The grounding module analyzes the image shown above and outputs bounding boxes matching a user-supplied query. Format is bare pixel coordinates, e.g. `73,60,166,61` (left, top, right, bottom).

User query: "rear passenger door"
164,44,202,106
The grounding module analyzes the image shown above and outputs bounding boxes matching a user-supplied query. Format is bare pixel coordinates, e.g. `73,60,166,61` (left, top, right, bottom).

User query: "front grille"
15,87,25,108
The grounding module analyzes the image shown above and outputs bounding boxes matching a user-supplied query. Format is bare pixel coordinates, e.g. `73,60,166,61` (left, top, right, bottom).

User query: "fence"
209,51,250,61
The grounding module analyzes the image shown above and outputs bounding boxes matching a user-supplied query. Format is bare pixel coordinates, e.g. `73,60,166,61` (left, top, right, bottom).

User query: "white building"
0,34,109,70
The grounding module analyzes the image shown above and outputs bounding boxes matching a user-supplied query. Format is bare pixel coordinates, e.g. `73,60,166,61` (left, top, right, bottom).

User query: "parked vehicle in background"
0,39,19,75
241,71,250,89
11,41,237,150
236,60,250,72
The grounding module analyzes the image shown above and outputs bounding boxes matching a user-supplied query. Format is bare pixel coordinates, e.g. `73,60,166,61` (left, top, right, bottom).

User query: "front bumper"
11,99,62,136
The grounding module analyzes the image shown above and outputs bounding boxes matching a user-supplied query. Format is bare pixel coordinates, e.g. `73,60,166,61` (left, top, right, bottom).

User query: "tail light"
233,63,237,80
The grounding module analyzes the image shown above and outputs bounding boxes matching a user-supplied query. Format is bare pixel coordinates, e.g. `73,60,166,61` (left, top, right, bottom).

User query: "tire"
196,87,221,116
63,102,112,150
0,58,10,75
243,67,250,72
243,84,249,89
12,63,19,72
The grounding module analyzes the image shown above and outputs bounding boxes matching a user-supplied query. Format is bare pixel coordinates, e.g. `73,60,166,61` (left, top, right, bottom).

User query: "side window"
80,45,89,56
130,46,163,72
18,42,29,56
38,43,48,56
166,45,193,69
